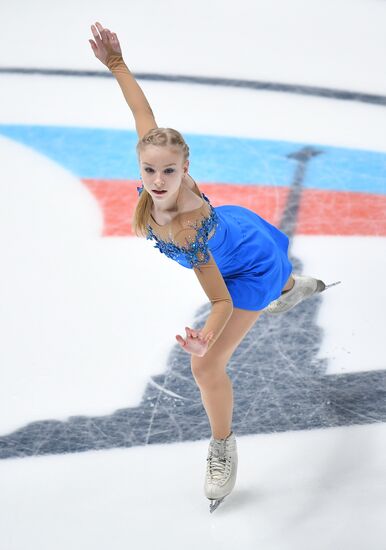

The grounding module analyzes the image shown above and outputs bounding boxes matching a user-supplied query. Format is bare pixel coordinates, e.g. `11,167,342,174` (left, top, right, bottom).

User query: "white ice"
0,0,385,548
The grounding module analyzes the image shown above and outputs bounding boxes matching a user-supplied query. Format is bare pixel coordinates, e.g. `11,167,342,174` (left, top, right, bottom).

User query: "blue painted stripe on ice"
0,124,385,195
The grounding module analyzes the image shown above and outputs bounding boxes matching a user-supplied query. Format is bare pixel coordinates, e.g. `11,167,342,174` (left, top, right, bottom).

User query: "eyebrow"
142,162,177,167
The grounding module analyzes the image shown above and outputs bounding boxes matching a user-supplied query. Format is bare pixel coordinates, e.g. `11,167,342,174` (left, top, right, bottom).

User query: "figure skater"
89,22,340,513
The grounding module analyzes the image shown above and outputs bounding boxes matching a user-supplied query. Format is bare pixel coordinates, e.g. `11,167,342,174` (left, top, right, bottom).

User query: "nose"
154,172,164,185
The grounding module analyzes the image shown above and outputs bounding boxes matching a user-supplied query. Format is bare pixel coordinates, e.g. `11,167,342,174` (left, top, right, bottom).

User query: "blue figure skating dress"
143,177,292,348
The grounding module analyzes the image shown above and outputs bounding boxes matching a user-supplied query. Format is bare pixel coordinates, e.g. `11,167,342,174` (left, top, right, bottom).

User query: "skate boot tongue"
211,439,225,454
210,440,226,459
210,432,233,457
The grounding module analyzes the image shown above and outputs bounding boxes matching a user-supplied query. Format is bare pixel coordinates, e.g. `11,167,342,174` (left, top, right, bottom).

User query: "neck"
152,183,182,213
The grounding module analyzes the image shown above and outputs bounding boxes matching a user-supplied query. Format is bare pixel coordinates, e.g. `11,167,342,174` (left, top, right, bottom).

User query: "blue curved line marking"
0,124,385,195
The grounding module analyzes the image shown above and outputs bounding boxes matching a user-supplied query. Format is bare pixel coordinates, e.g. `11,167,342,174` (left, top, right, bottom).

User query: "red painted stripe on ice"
296,188,386,236
82,179,386,237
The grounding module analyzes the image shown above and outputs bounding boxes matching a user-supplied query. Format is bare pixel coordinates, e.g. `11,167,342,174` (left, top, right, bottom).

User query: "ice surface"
0,0,386,548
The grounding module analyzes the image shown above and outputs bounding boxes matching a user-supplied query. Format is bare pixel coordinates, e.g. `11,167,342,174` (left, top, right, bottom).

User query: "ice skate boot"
264,274,341,315
204,431,238,513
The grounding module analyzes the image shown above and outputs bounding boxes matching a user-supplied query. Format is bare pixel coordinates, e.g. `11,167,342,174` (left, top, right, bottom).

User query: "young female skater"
89,22,339,513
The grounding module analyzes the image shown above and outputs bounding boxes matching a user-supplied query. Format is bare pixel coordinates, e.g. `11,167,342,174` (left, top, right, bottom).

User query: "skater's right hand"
175,326,214,357
89,22,122,67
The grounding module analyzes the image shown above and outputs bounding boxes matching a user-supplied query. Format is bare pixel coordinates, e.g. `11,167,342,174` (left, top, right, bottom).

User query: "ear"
183,159,189,174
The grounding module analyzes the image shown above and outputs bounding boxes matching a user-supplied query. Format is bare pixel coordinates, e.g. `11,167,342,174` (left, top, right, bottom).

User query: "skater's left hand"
89,22,122,67
176,327,214,357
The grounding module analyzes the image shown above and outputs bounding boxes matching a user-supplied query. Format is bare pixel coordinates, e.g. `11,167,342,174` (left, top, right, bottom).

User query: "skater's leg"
197,368,233,440
191,307,264,510
191,307,263,439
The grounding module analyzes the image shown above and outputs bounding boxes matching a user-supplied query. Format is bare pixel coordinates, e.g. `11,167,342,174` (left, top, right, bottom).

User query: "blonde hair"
132,127,190,238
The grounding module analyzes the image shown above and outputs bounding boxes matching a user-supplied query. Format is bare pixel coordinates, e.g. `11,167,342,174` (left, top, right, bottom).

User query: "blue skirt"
208,205,293,311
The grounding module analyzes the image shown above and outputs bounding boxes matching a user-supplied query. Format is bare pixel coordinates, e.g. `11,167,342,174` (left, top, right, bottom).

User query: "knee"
190,356,225,387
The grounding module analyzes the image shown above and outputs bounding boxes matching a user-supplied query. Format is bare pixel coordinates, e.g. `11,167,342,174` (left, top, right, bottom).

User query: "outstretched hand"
176,327,214,357
89,21,122,67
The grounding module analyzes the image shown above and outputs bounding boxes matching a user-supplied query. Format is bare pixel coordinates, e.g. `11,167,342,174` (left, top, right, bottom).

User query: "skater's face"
139,146,189,202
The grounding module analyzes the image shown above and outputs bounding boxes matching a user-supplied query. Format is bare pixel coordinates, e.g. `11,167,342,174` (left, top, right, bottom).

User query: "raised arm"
89,21,158,138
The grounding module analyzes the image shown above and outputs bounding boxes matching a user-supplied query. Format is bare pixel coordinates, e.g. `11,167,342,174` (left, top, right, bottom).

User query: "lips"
153,190,167,194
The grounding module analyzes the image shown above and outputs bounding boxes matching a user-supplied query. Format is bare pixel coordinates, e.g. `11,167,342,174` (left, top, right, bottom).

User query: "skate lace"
206,444,232,485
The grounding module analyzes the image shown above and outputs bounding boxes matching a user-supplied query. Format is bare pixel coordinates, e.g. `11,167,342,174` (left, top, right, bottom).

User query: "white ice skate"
205,431,238,513
264,274,341,315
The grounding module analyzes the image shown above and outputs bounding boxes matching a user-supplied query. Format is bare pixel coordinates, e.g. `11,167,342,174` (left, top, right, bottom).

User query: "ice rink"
1,0,386,548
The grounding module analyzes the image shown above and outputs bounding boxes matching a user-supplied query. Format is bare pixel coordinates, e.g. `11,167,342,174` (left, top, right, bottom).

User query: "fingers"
185,327,198,339
91,24,102,43
95,22,107,41
89,39,96,50
185,327,213,341
176,334,186,346
91,22,116,44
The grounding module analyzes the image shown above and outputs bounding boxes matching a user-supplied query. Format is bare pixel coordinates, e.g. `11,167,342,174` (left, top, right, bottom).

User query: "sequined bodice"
145,191,219,271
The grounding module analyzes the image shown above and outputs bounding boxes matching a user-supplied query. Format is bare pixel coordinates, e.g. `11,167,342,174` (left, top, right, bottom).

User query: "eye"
144,167,154,173
165,168,174,174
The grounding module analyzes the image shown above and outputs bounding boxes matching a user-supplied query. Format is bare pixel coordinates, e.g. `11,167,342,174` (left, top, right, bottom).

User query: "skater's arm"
175,252,233,356
89,22,157,138
192,254,233,353
106,54,158,138
170,211,233,355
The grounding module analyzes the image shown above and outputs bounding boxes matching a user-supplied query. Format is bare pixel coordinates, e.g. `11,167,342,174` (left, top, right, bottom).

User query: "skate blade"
209,497,225,513
324,280,342,290
316,279,341,293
